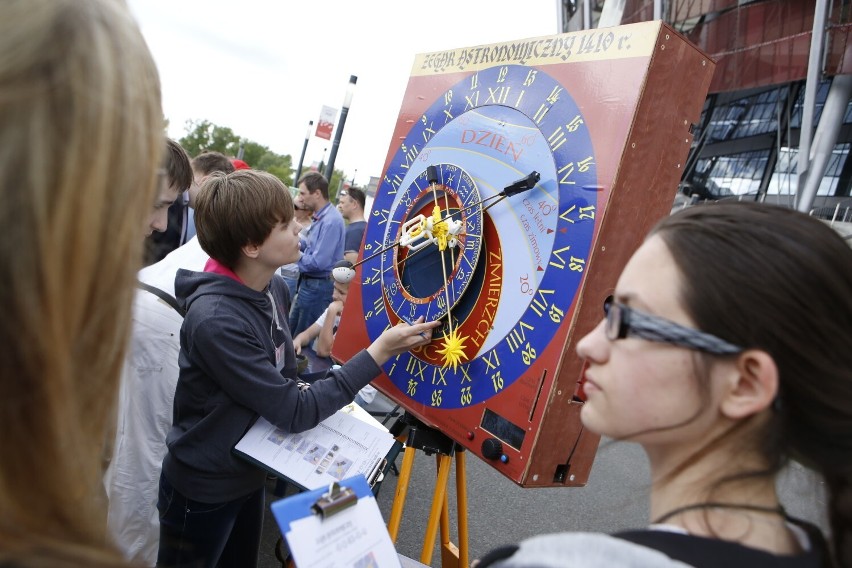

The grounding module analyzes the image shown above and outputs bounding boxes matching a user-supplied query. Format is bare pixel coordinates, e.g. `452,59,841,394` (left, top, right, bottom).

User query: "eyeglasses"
338,190,348,197
603,297,744,355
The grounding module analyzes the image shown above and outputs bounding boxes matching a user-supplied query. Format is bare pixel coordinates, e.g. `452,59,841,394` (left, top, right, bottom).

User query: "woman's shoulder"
475,532,693,568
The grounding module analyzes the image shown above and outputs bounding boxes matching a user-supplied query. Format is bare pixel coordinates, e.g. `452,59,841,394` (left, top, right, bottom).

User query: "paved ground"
258,393,827,567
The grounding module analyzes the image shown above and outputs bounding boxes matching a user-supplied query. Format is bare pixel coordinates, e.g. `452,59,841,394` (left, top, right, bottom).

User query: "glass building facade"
562,0,852,222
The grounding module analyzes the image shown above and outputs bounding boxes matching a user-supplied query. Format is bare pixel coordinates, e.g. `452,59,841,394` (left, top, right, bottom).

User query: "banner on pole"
315,106,336,140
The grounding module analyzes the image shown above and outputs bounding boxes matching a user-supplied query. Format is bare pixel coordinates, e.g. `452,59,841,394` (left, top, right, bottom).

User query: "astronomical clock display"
333,21,714,487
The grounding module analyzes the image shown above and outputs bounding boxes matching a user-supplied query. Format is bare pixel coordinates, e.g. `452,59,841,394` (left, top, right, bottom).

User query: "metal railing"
810,201,852,224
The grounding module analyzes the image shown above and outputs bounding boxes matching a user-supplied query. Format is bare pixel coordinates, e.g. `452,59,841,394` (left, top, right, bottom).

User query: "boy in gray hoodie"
157,170,438,568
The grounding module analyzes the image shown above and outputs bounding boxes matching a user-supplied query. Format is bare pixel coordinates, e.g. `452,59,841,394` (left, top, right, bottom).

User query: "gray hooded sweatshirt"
162,267,380,503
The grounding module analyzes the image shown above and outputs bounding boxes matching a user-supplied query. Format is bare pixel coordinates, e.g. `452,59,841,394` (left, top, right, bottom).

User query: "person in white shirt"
104,237,208,566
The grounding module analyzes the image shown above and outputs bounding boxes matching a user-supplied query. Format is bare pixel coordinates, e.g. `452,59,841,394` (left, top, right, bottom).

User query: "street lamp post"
294,120,313,186
318,147,327,175
324,75,357,181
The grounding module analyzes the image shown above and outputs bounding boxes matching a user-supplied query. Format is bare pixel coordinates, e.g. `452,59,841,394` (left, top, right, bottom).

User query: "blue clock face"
379,164,484,325
361,64,599,409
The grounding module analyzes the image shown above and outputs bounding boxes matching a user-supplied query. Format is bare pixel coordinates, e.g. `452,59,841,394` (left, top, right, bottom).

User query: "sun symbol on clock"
436,328,468,371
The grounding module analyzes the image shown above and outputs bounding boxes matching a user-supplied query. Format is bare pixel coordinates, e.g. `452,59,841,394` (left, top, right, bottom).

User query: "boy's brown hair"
195,170,294,268
164,138,193,191
192,151,235,177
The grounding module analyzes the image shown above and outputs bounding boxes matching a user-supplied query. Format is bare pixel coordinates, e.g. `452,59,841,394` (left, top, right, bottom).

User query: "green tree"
327,168,347,203
255,151,294,187
179,119,241,157
178,119,294,186
240,140,267,168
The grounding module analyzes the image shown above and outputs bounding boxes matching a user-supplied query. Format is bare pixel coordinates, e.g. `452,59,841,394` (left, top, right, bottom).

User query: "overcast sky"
126,0,558,187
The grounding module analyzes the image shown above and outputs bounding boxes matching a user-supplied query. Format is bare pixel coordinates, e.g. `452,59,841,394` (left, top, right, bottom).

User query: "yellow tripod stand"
386,413,470,568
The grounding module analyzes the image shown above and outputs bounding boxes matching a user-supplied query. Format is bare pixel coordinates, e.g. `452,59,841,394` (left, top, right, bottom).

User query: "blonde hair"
0,0,162,563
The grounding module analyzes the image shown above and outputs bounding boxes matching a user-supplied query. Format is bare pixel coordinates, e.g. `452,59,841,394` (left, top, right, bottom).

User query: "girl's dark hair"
651,201,852,566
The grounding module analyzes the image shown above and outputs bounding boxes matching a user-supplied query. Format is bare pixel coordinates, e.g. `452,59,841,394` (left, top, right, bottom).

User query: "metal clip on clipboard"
310,482,358,519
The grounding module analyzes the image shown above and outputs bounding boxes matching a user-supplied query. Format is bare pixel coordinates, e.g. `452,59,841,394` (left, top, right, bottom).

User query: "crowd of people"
3,1,852,567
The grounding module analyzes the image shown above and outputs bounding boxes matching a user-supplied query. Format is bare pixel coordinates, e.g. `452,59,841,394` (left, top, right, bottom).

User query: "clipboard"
271,474,401,568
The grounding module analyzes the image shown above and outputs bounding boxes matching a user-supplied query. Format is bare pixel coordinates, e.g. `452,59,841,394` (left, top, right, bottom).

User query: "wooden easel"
386,413,469,568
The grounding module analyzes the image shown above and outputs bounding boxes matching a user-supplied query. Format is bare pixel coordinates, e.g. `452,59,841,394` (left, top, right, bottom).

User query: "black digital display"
480,408,525,450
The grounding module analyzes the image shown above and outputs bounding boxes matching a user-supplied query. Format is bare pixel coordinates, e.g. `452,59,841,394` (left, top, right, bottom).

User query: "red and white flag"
315,105,337,140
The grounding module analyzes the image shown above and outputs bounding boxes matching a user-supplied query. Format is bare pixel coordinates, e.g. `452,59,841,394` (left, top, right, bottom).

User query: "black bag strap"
137,282,186,317
615,529,823,567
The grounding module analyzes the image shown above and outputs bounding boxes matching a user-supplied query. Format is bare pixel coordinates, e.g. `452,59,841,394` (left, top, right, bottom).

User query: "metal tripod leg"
451,451,470,568
387,443,417,541
385,413,469,567
421,452,453,565
434,452,470,568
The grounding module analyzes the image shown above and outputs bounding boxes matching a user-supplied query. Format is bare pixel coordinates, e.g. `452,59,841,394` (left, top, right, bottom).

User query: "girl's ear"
241,242,261,259
719,350,779,419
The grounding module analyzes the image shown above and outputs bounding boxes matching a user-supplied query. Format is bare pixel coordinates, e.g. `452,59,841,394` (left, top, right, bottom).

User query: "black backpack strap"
137,282,186,317
615,529,822,567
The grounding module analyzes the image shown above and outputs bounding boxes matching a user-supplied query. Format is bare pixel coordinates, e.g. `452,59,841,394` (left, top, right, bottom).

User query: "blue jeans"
278,267,299,302
289,276,333,338
156,473,264,568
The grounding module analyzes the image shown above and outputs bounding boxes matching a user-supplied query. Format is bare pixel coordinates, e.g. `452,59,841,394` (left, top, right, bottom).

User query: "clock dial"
359,63,598,408
378,163,484,327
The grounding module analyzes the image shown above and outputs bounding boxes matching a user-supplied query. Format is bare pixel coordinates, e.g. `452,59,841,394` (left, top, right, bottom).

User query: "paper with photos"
234,404,394,490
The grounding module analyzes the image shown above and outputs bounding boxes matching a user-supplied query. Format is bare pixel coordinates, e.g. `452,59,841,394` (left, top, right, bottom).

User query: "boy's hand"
293,337,303,354
366,316,441,366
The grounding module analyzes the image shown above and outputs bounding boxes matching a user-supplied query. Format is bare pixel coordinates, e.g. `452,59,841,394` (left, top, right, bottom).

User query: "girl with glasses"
477,201,852,567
